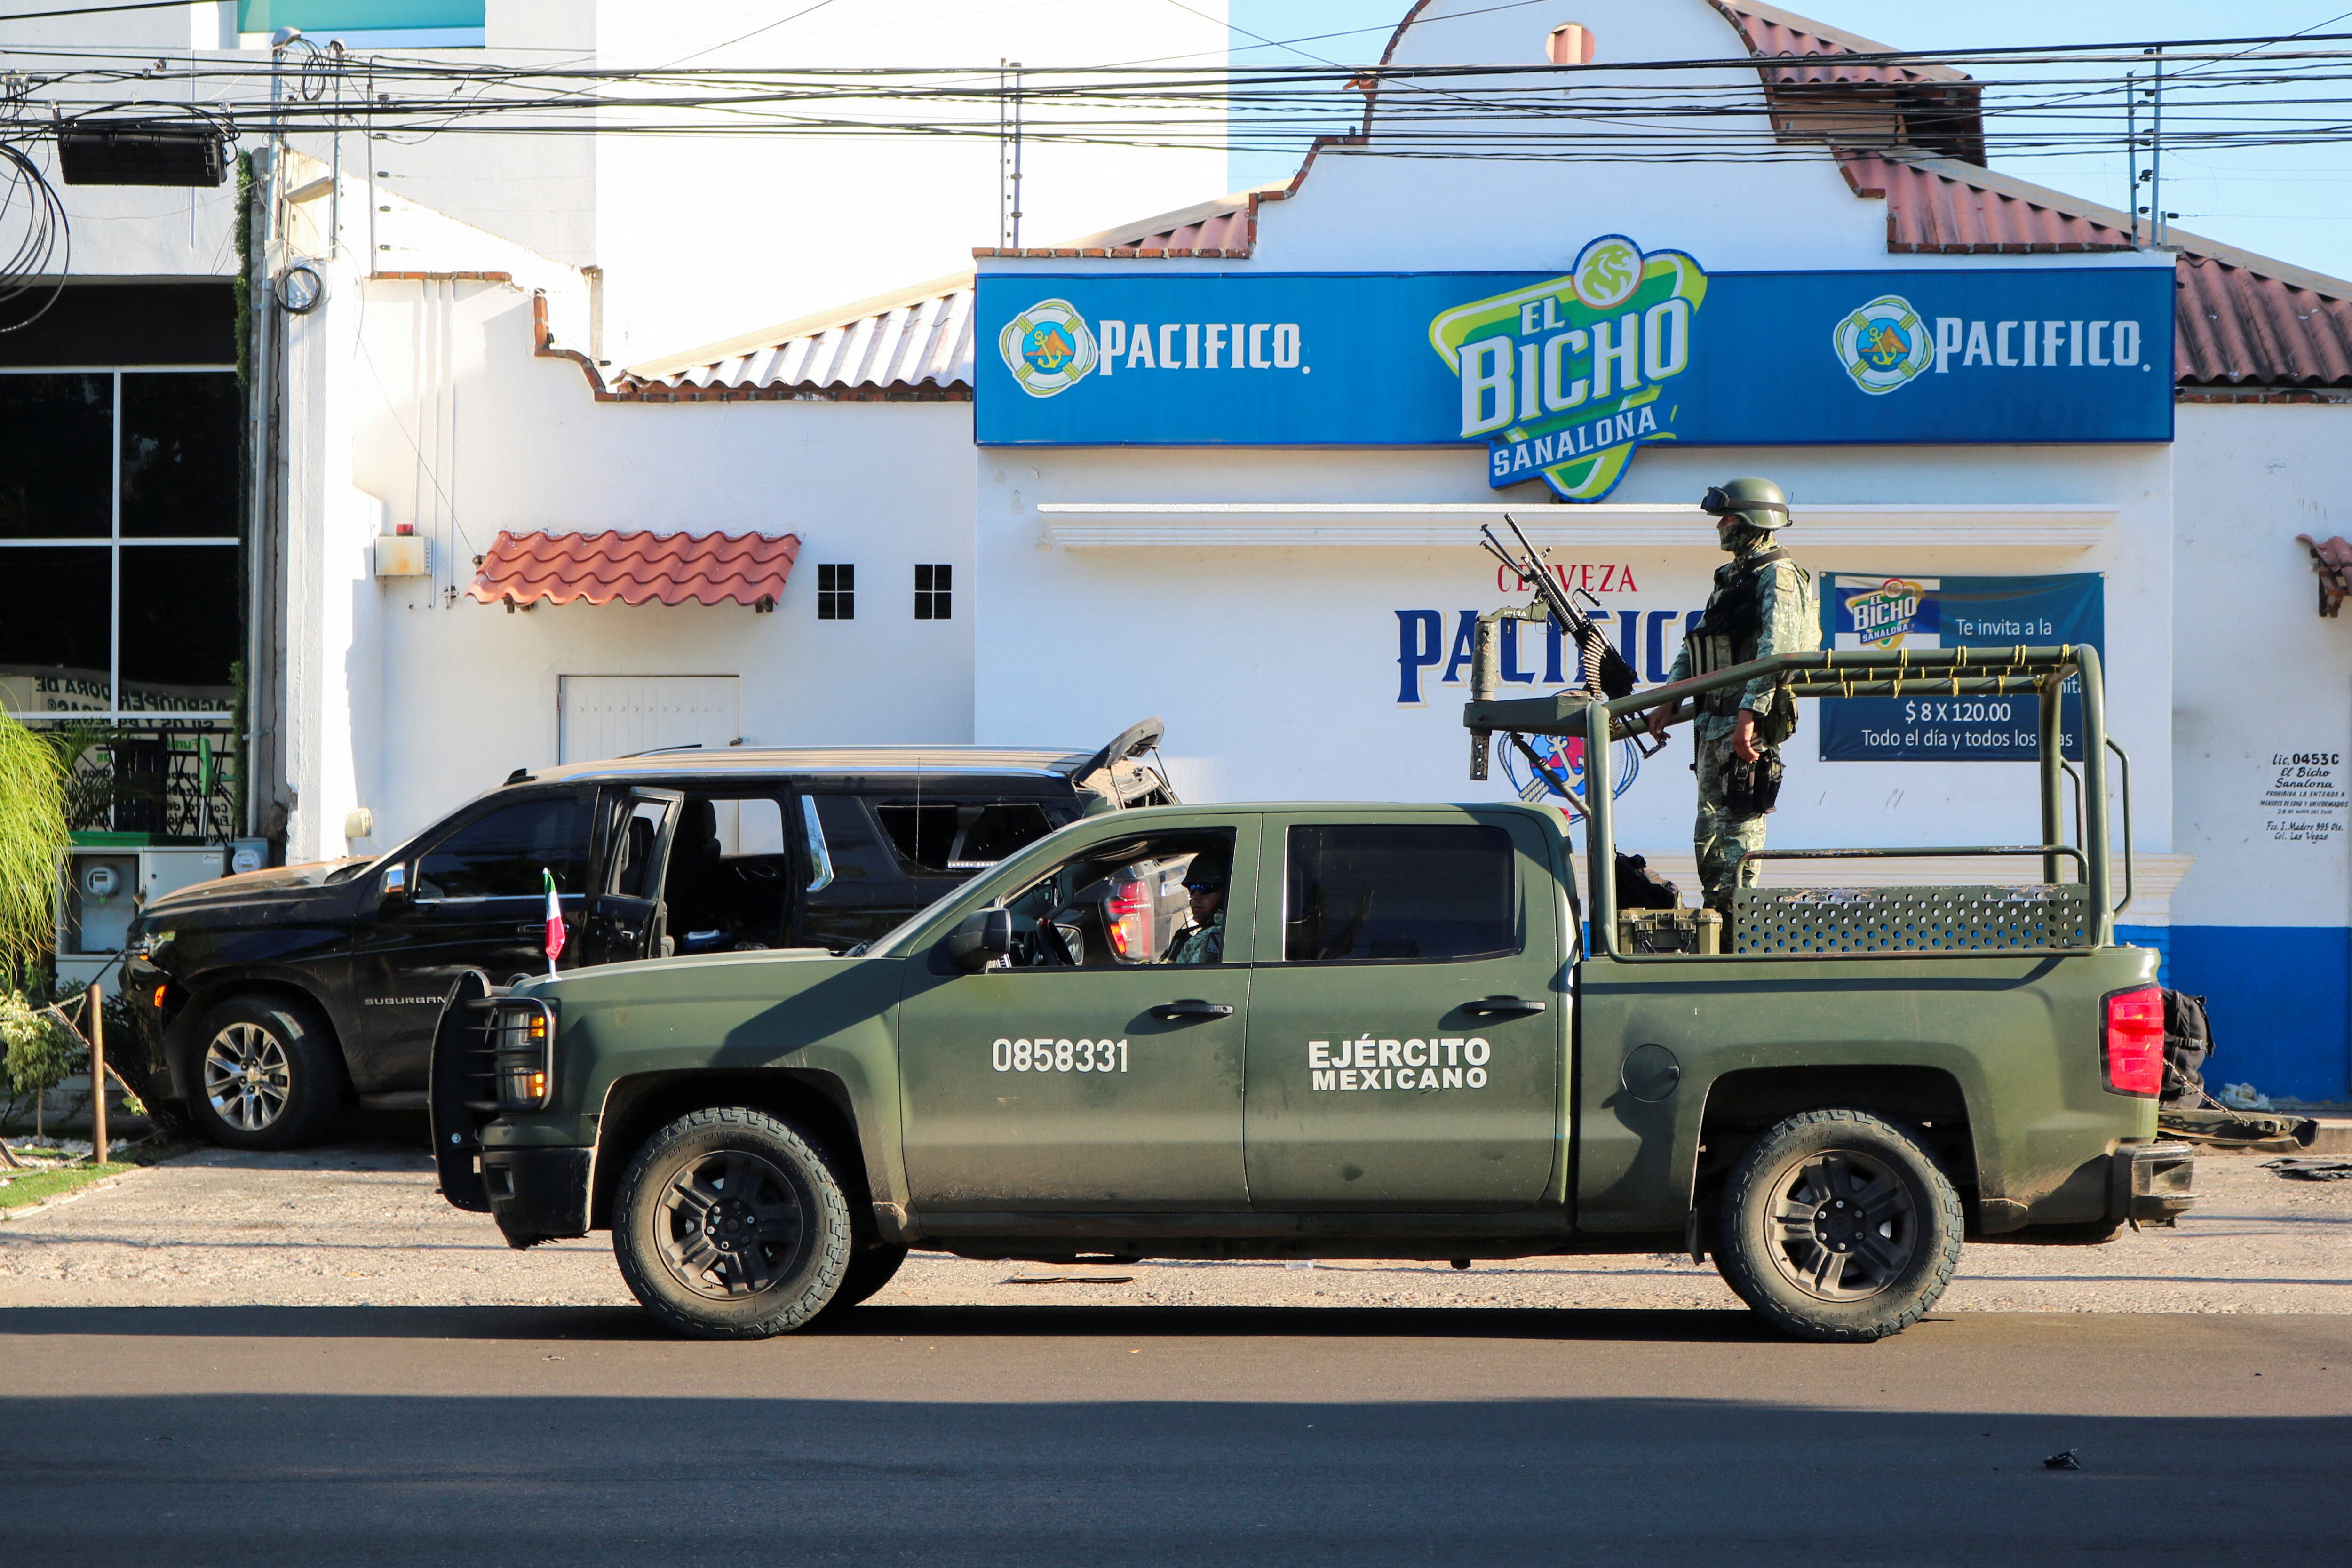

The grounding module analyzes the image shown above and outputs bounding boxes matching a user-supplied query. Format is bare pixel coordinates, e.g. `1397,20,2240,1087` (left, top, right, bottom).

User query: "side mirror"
381,863,411,907
946,907,1012,971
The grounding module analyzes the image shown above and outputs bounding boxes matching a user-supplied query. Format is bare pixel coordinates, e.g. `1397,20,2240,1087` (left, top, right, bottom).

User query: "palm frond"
0,714,68,986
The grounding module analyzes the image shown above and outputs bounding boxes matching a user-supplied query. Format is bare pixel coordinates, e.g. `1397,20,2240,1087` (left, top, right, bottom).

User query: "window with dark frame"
0,367,240,721
1283,823,1519,963
817,563,855,620
914,563,952,620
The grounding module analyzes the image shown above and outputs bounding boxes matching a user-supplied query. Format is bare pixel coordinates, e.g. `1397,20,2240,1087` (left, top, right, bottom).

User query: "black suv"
120,723,1174,1148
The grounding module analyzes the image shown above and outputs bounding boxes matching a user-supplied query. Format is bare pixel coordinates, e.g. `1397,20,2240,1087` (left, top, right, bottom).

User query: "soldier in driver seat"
1166,853,1228,965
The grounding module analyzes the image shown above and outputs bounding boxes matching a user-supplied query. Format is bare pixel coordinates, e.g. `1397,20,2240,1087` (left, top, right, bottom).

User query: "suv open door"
580,788,684,964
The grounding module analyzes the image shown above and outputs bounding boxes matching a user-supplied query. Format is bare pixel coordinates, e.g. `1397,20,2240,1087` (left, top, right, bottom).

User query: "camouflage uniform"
1665,516,1820,912
1167,907,1224,965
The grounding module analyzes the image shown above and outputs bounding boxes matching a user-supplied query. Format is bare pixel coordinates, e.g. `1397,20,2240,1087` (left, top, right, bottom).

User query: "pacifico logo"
1833,294,1936,395
998,298,1098,398
1429,235,1708,502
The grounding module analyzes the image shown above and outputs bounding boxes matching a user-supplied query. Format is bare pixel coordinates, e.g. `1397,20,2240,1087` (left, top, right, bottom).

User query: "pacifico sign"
975,251,2175,487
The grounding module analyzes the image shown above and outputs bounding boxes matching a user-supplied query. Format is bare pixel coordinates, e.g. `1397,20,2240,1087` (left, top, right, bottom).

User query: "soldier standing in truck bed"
1646,478,1820,914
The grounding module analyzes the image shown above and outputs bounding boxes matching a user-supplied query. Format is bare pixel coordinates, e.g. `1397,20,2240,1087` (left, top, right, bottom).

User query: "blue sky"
1228,0,2352,280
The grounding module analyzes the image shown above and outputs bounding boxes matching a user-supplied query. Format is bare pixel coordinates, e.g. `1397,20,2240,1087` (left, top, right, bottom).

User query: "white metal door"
557,676,740,764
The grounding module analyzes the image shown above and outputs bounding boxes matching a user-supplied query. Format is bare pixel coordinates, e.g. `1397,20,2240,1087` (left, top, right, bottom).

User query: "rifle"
1478,515,1639,700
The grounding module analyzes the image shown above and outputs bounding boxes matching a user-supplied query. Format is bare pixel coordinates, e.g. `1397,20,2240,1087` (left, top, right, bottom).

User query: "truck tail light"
1106,874,1153,961
2102,986,2164,1098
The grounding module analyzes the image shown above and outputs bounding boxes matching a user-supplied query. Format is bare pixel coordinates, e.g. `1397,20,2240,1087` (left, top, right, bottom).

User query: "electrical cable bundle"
0,141,68,334
4,30,2352,161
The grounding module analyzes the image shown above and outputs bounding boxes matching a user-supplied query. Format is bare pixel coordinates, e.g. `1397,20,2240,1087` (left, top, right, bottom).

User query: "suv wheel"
612,1107,853,1339
1713,1108,1962,1343
187,995,345,1150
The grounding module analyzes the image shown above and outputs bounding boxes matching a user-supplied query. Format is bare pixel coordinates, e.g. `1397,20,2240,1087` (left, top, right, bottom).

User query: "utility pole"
2130,48,2168,249
999,61,1023,248
2125,68,2137,247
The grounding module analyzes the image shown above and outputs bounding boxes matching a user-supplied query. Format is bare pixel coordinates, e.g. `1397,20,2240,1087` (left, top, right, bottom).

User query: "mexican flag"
542,868,566,975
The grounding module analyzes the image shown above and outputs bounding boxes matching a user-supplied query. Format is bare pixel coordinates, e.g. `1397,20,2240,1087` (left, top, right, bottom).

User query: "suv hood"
144,858,370,914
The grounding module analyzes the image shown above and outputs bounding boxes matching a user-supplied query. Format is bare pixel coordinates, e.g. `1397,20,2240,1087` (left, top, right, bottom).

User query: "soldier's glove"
1724,748,1785,816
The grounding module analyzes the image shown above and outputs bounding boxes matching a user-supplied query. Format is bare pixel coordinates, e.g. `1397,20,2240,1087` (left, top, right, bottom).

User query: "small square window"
817,563,854,620
914,563,952,620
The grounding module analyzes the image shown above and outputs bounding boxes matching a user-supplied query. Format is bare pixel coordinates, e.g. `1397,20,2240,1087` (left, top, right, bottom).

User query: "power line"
8,29,2352,167
0,0,214,20
653,0,845,72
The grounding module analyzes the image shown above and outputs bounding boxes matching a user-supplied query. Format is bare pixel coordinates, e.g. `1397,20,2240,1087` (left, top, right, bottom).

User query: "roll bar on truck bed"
1463,644,2128,961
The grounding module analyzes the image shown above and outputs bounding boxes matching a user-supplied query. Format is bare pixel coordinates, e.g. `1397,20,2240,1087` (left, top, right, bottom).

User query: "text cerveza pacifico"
1397,599,1703,705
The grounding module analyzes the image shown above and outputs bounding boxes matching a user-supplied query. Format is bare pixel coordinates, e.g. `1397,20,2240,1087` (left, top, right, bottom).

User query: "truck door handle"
1462,995,1546,1018
1150,999,1234,1021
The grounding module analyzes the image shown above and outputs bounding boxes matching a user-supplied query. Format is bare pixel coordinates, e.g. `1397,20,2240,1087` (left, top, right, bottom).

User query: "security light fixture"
56,124,228,188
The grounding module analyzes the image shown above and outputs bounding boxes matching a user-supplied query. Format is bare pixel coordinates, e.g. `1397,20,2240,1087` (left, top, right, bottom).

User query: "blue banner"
977,252,2175,499
1815,573,2105,762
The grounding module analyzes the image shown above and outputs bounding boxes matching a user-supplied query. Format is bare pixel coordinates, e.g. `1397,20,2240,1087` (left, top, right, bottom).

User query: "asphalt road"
6,1305,2345,1566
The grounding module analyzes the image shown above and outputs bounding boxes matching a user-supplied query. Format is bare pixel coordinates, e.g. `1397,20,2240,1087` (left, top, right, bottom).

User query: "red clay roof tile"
469,529,801,610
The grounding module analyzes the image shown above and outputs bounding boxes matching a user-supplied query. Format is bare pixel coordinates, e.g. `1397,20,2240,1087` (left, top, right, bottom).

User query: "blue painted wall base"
2166,925,2352,1105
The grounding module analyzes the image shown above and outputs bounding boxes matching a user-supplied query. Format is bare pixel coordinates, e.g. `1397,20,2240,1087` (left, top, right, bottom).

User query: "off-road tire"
185,994,345,1151
824,1244,910,1313
1714,1107,1963,1343
612,1106,853,1339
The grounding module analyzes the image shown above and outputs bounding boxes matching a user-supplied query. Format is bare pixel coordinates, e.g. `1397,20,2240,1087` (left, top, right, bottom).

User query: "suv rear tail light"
1106,874,1153,962
2102,985,2163,1097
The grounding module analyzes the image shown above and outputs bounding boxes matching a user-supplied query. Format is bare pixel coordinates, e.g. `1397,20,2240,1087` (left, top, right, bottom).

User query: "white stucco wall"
975,441,2172,859
275,217,977,861
2170,401,2352,931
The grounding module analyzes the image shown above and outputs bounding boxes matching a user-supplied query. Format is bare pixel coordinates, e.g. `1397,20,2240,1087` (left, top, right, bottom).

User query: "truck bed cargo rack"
1463,645,2129,963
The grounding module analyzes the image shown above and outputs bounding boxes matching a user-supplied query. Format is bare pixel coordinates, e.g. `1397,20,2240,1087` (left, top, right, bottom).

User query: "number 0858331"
992,1038,1129,1074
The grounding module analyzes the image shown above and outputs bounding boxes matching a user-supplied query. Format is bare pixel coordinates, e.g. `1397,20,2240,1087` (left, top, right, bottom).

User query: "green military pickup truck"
431,643,2193,1343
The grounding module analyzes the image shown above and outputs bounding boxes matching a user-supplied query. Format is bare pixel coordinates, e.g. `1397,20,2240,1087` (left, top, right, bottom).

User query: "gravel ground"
2,1133,2344,1315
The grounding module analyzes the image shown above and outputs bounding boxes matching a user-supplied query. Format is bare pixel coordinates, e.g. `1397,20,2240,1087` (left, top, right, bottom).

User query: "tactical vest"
1685,549,1792,720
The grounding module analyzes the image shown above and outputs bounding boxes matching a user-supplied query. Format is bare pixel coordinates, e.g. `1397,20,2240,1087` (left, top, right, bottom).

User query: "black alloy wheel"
1714,1107,1963,1343
1765,1147,1918,1301
184,994,344,1150
658,1149,804,1299
612,1107,852,1339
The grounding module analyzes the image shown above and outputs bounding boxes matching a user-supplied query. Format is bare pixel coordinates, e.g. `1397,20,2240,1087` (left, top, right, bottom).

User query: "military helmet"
1700,476,1791,532
1182,852,1228,891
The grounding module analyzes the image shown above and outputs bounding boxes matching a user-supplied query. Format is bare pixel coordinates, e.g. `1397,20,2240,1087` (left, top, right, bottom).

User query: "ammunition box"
1616,907,1723,955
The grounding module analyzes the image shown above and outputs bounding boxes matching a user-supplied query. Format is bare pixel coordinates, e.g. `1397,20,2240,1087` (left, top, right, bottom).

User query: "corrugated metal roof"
1715,4,1985,164
2177,255,2352,388
469,529,801,610
972,181,1293,261
1847,156,2136,253
614,276,973,398
1716,2,1969,87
